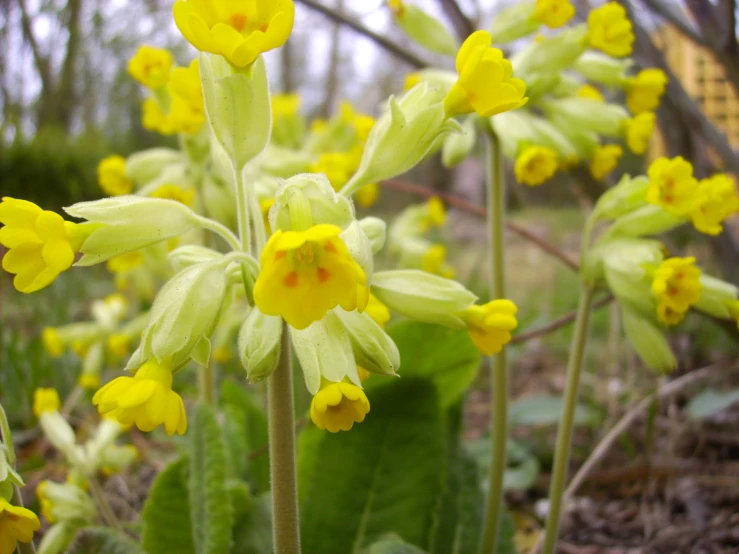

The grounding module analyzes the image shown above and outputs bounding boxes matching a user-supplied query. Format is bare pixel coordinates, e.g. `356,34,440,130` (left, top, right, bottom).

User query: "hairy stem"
478,130,509,554
89,476,123,531
193,214,242,251
268,325,301,553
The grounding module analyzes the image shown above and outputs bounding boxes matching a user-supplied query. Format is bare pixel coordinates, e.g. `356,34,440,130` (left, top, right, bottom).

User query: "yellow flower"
355,183,379,208
173,0,295,68
624,112,655,155
646,156,699,216
142,97,174,135
515,146,559,187
421,197,446,231
310,381,370,433
92,359,187,435
422,244,455,279
213,347,232,364
0,497,40,554
690,174,739,235
0,197,88,294
260,198,275,234
106,251,144,274
459,300,518,356
33,388,60,417
365,294,391,328
587,2,634,57
72,340,90,358
533,0,576,28
168,59,205,120
357,366,371,382
404,72,422,91
79,373,101,390
107,334,131,358
36,481,55,523
444,30,528,118
310,152,357,191
97,155,133,196
353,115,376,142
272,93,301,121
387,0,405,18
589,145,623,180
42,327,65,358
127,46,173,89
625,68,668,115
151,184,196,206
254,224,367,330
652,257,702,326
576,84,604,103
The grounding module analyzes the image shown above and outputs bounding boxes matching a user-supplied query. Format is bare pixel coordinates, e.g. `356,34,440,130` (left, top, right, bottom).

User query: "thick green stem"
268,325,300,553
541,286,595,554
89,476,123,531
198,364,215,405
478,130,509,554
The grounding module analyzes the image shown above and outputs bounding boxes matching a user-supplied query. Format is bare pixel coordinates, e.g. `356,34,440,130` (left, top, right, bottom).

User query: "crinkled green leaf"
66,527,144,554
230,492,272,554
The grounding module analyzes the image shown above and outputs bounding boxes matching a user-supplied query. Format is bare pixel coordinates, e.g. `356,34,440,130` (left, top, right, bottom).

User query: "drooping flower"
310,381,370,433
42,327,65,358
79,373,101,390
420,197,446,231
587,2,634,58
589,145,623,180
404,72,422,91
576,84,605,103
646,156,699,216
515,145,559,186
624,68,668,114
127,46,173,89
422,244,455,279
107,334,131,359
0,497,40,554
387,0,405,18
254,224,367,330
272,93,301,121
97,156,133,196
533,0,576,29
92,359,187,435
106,251,144,274
459,300,518,356
690,174,739,235
173,0,295,68
652,257,702,326
624,112,656,155
0,198,90,293
33,388,61,417
150,185,196,206
310,152,357,191
444,31,528,118
355,183,380,209
365,294,391,328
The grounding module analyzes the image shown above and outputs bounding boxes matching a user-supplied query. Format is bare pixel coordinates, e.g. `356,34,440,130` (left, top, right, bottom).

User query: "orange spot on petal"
274,251,287,262
231,13,248,31
317,268,331,283
284,272,299,288
324,241,338,254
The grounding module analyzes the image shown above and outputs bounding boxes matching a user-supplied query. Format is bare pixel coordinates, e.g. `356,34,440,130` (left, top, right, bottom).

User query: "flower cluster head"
590,145,623,180
646,156,699,216
515,145,559,186
625,69,668,114
533,0,576,28
0,497,40,554
691,174,739,236
624,112,656,155
587,2,634,57
651,257,702,326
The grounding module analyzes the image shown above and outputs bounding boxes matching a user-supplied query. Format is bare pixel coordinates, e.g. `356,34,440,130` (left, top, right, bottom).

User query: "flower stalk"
478,130,509,554
89,476,123,532
268,323,301,553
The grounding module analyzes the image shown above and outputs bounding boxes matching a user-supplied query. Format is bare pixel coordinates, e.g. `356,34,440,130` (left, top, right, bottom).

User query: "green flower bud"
512,26,588,77
125,148,183,186
0,446,23,487
199,53,270,170
602,205,686,240
543,97,629,137
98,444,138,474
527,116,580,160
201,175,237,231
38,481,97,525
392,5,459,56
340,221,374,283
442,116,477,168
261,145,314,179
168,245,223,272
238,308,283,383
596,239,663,312
344,83,461,195
489,1,539,44
573,51,633,87
359,217,387,254
694,275,738,319
621,304,676,373
65,197,199,266
38,523,78,554
291,312,359,394
370,270,477,329
38,412,83,466
593,175,649,221
335,309,399,377
491,111,541,159
136,162,190,197
271,173,355,232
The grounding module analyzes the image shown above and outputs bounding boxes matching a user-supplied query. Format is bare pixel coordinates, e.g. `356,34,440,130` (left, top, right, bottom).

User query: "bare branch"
638,0,704,44
436,0,475,40
17,0,53,92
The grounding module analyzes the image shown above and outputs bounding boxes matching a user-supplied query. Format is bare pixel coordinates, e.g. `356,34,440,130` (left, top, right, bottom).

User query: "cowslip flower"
254,224,367,330
444,31,528,118
515,145,559,186
420,197,446,231
365,294,391,328
646,156,699,216
422,244,455,279
92,359,187,435
310,381,370,433
106,251,144,274
533,0,576,28
310,152,357,191
652,257,702,326
624,112,656,155
587,2,634,57
691,174,739,235
33,388,61,417
355,183,380,209
589,145,623,180
272,93,301,121
97,155,133,196
0,198,90,293
173,0,295,68
127,45,173,89
151,184,196,206
459,300,518,356
42,327,65,358
576,84,605,103
625,68,668,114
0,497,40,554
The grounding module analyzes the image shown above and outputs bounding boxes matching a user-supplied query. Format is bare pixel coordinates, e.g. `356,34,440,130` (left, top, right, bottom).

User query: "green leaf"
385,321,480,407
364,535,429,554
230,492,273,554
686,387,739,420
221,380,270,492
222,405,249,481
189,402,234,554
497,509,519,554
142,459,195,554
66,527,144,554
509,396,600,427
299,378,447,553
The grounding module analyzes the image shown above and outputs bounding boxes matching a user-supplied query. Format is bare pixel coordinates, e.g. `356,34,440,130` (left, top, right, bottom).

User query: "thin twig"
295,0,430,68
382,178,580,272
436,0,475,39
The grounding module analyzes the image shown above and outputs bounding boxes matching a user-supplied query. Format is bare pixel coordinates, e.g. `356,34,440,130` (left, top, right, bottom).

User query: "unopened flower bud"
125,148,182,186
390,2,458,56
621,305,676,373
359,217,387,254
335,309,400,377
238,309,283,383
270,173,355,232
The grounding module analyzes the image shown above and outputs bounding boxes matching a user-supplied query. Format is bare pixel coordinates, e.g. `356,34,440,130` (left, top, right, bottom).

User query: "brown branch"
382,178,581,272
639,0,704,44
294,0,429,68
436,0,475,40
17,0,52,91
